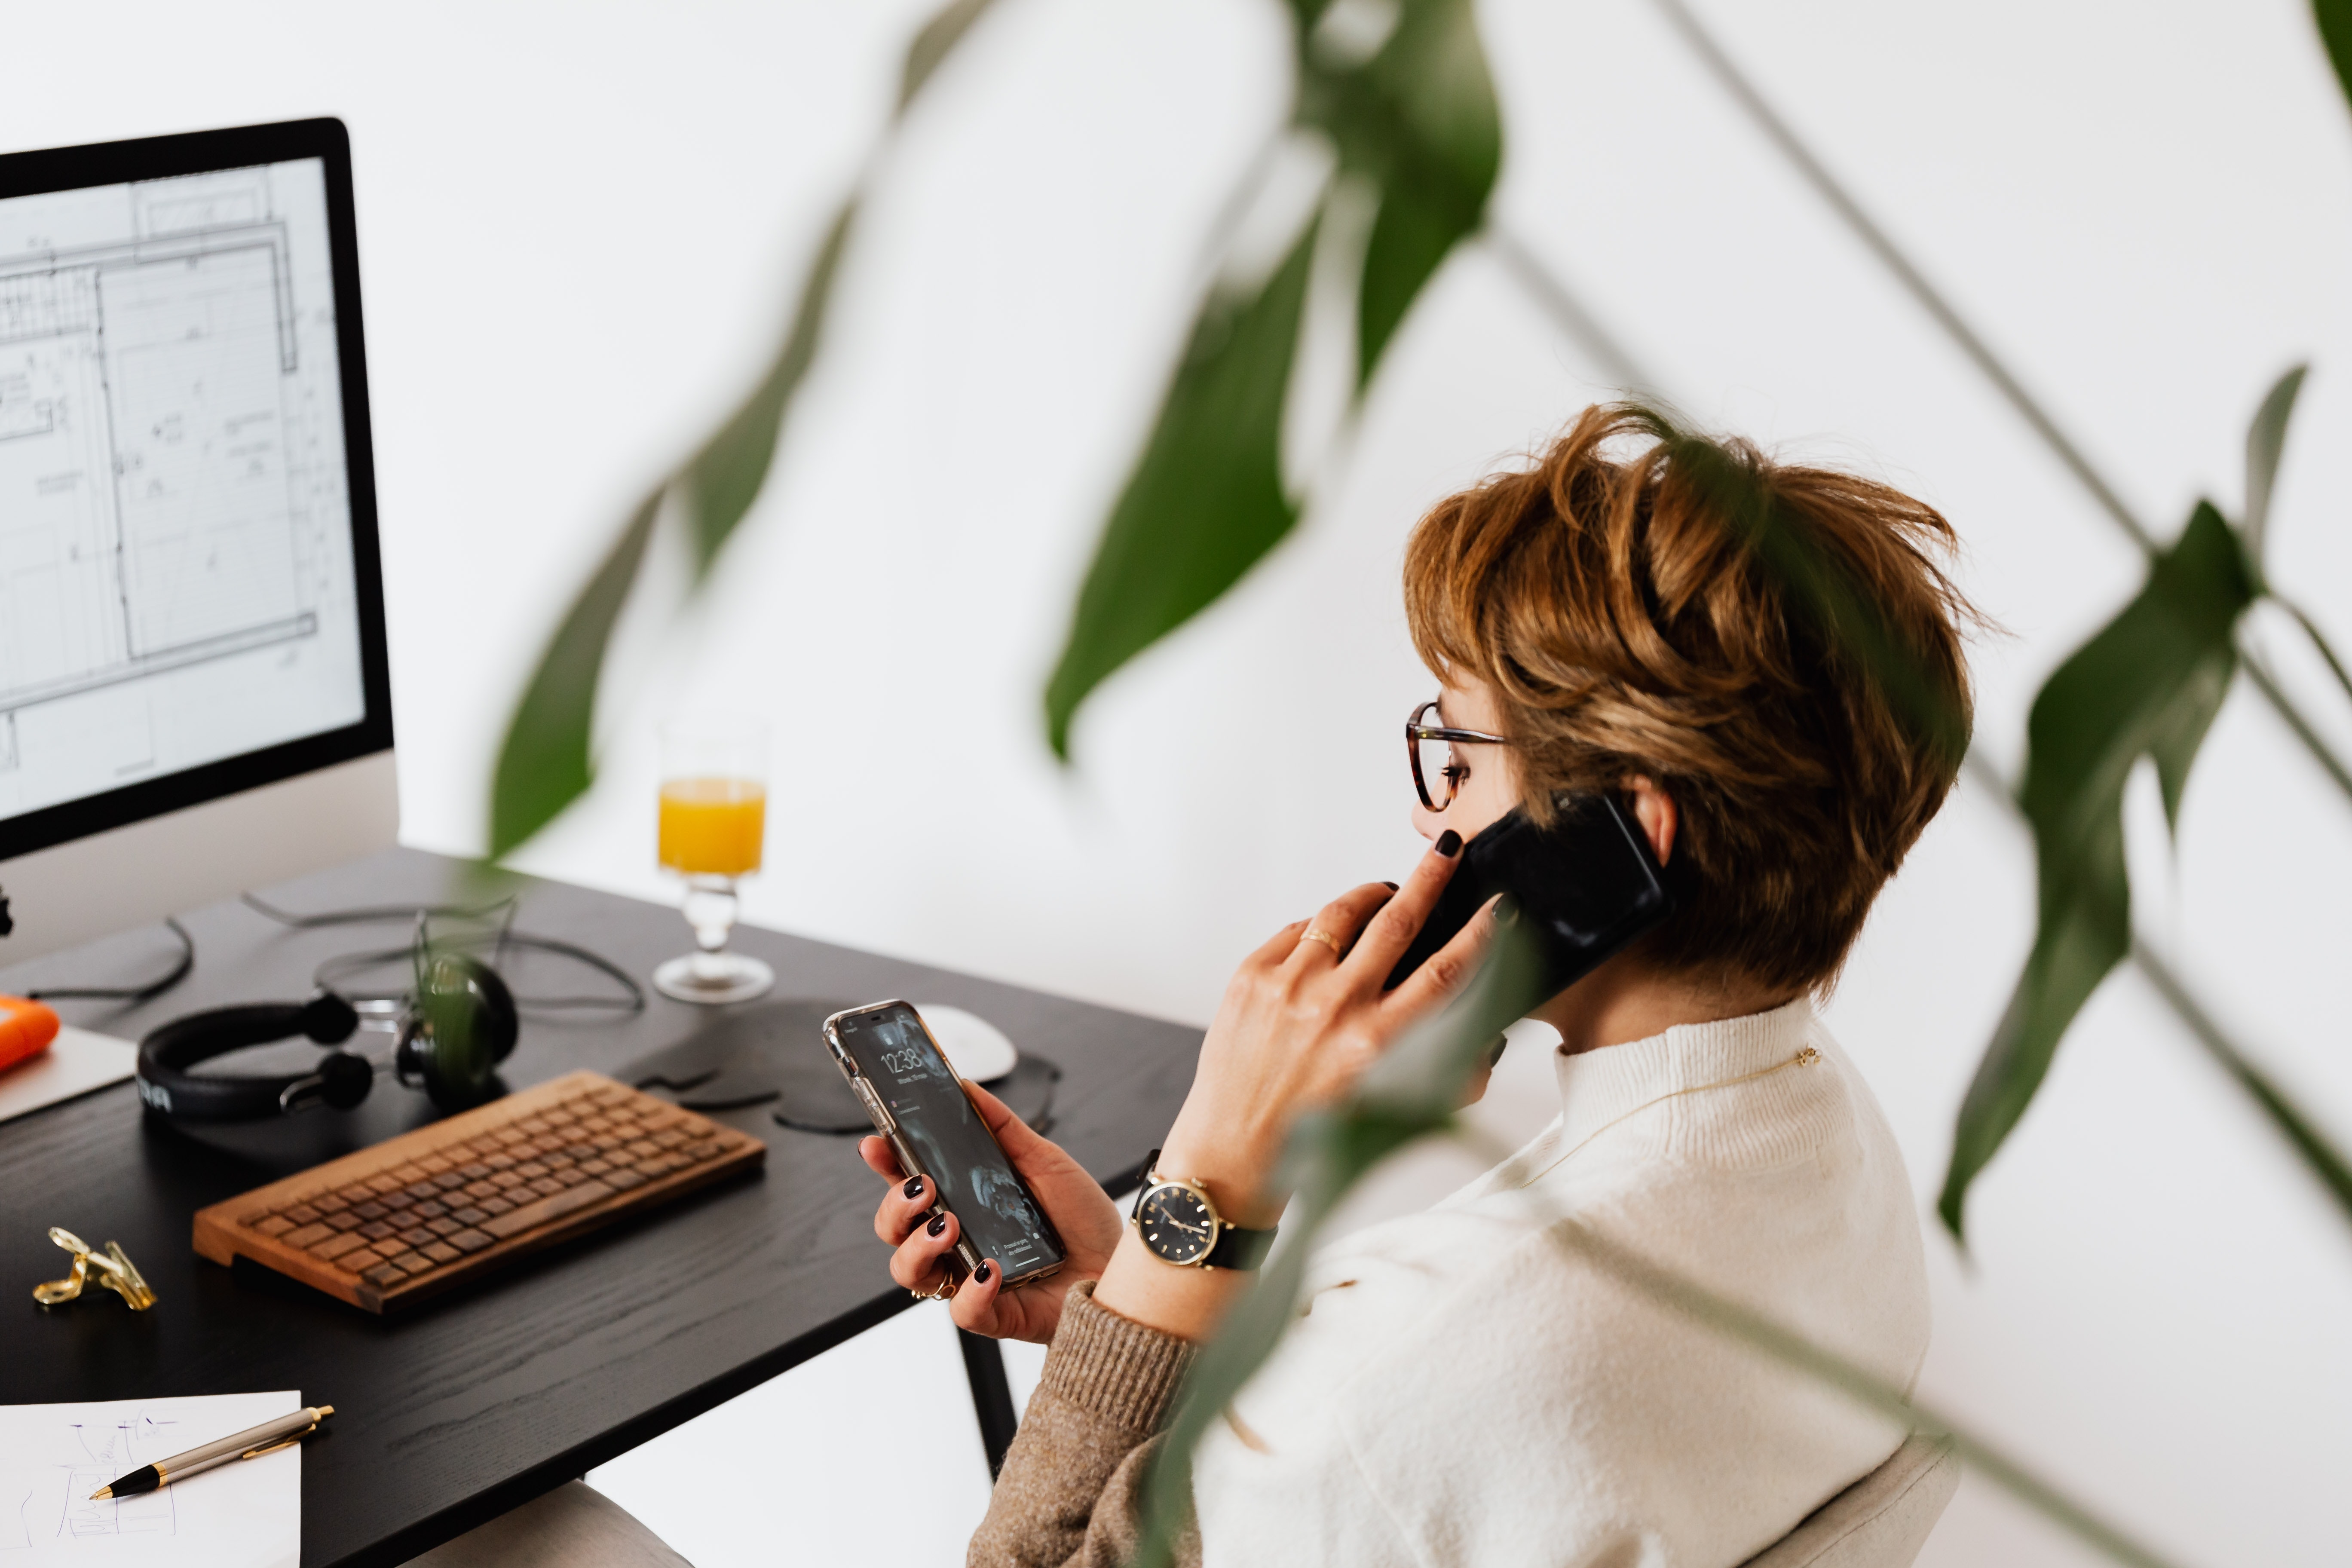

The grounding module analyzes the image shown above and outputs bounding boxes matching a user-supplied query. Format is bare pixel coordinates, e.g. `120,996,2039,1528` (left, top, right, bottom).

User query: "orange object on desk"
0,995,61,1073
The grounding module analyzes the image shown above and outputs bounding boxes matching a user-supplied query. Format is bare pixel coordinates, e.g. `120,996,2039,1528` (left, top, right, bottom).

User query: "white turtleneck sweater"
1189,998,1931,1568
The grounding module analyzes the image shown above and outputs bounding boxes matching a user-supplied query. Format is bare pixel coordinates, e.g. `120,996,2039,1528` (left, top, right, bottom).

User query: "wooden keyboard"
193,1071,766,1312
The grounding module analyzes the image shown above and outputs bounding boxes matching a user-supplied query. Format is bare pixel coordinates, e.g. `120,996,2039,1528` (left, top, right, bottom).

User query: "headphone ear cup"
399,952,514,1112
314,1050,374,1110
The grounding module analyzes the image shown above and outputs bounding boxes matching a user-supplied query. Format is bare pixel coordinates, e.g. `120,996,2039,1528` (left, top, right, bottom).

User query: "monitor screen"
0,122,390,862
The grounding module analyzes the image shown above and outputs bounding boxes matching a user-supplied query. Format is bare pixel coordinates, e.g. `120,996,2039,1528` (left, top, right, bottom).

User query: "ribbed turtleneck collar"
1549,996,1817,1156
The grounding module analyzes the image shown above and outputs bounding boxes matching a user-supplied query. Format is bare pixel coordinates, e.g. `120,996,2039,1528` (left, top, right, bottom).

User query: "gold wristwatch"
1129,1149,1278,1270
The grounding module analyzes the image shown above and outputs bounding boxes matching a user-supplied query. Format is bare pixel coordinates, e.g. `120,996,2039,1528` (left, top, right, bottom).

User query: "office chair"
1737,1434,1960,1568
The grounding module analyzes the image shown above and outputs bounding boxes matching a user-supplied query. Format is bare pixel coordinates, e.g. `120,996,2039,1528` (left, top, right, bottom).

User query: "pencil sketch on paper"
0,1412,180,1549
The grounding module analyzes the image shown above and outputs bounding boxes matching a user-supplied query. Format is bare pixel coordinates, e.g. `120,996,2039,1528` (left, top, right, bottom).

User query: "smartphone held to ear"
1384,794,1677,1001
826,1001,1066,1289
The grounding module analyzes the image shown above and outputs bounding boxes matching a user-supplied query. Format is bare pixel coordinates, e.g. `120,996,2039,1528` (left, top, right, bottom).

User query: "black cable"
242,895,645,1015
24,917,196,1004
239,891,518,928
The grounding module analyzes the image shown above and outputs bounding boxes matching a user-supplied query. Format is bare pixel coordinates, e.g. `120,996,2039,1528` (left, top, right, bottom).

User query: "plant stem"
1482,228,1659,397
1643,0,2352,808
2272,594,2352,712
1450,1127,2198,1568
1957,751,2352,1232
1488,222,2352,1242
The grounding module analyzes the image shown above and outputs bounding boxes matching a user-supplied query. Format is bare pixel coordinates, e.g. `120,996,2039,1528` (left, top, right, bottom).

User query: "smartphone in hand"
1384,794,1677,1000
825,1000,1066,1288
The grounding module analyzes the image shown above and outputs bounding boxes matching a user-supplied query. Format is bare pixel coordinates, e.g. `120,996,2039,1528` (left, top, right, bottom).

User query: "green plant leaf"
1940,502,2257,1239
488,491,661,858
899,0,999,110
1042,218,1320,759
1041,0,1498,757
1298,0,1501,384
2317,0,2352,119
679,202,858,570
1133,921,1549,1568
485,202,854,858
2242,362,2306,568
488,0,995,862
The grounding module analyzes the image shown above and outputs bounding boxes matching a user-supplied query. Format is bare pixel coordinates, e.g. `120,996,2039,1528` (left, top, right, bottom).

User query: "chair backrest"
1736,1435,1960,1568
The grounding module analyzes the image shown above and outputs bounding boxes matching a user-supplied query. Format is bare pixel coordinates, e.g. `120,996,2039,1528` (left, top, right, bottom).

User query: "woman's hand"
861,1080,1124,1344
1154,830,1496,1228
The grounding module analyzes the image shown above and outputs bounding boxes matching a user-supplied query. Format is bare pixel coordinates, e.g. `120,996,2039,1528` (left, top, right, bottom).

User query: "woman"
866,404,1974,1566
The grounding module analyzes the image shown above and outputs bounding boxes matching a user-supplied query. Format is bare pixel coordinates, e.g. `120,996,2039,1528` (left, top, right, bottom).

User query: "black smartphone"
1384,794,1677,1001
824,1000,1067,1288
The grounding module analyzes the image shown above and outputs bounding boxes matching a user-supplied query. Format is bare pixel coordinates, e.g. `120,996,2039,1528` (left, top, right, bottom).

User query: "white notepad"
0,1028,138,1127
0,1391,302,1566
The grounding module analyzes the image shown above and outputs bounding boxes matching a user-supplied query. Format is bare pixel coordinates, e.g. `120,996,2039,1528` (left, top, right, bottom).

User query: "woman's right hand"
861,1079,1125,1344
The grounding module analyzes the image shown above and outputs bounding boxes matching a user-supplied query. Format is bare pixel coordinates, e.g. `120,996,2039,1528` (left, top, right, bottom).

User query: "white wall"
12,3,2352,1563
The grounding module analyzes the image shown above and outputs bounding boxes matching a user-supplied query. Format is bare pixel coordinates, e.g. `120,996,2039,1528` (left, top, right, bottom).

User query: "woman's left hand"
1153,833,1498,1228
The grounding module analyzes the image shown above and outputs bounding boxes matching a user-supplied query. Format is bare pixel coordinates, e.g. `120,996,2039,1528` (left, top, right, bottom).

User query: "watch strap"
1204,1221,1277,1271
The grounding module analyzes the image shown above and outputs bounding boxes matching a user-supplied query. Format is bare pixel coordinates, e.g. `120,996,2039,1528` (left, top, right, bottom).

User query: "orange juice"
658,777,766,876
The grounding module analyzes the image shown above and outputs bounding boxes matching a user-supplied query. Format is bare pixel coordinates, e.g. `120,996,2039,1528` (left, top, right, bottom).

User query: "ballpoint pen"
90,1405,334,1499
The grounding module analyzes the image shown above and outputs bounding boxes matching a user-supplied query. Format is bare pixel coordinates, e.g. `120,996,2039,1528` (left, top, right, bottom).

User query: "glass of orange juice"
651,719,774,1004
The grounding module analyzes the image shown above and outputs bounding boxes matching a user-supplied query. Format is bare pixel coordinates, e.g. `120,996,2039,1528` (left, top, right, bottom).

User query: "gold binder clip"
33,1227,158,1311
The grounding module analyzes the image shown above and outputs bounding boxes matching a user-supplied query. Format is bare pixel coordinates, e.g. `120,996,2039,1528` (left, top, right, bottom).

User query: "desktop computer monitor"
0,119,397,963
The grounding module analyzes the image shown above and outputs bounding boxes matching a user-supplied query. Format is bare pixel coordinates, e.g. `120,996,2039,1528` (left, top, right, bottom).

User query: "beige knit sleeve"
968,1283,1203,1568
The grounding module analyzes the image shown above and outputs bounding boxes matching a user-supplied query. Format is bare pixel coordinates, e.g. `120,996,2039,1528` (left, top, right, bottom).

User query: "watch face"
1137,1183,1216,1265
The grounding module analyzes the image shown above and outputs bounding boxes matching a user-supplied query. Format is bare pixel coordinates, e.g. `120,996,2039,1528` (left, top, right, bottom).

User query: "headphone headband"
135,994,361,1121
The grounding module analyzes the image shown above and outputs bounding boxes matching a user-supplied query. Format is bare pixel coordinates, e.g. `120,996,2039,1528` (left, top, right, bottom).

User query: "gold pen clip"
32,1228,158,1311
239,1425,314,1461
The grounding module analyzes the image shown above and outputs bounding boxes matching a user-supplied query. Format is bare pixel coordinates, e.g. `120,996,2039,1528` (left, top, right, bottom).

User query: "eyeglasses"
1406,699,1508,813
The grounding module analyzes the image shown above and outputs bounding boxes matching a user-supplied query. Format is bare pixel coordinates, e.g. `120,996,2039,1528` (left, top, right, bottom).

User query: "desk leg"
957,1327,1019,1479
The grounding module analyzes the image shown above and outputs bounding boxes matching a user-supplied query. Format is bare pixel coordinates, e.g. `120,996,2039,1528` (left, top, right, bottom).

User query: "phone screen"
832,1004,1064,1278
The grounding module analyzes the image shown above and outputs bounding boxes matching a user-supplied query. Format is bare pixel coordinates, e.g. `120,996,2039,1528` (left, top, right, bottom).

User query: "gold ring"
1300,927,1344,958
910,1274,956,1302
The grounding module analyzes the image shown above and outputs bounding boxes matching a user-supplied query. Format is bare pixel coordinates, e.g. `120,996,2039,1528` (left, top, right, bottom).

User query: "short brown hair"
1403,404,1976,995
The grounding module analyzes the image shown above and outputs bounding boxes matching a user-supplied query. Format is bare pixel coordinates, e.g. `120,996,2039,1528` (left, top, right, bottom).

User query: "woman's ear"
1625,775,1677,865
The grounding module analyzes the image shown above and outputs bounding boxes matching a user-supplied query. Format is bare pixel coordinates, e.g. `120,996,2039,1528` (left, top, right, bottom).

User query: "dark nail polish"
973,1260,993,1283
926,1211,948,1237
903,1176,924,1199
1382,881,1400,891
1435,829,1462,858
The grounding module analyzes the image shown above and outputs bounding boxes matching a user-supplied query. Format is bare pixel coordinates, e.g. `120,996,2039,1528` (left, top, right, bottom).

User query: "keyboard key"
447,1228,494,1253
482,1178,616,1240
282,1223,333,1249
253,1215,294,1237
450,1206,488,1226
422,1241,462,1265
341,1248,383,1273
313,1233,366,1262
352,1200,388,1221
326,1211,363,1232
398,1226,436,1248
362,1263,406,1289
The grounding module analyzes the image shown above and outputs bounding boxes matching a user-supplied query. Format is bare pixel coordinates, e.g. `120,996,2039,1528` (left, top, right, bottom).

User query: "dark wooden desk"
0,849,1198,1567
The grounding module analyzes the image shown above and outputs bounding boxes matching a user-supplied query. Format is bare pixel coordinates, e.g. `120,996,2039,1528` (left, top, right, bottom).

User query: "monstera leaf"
1043,0,1499,756
1939,502,2257,1239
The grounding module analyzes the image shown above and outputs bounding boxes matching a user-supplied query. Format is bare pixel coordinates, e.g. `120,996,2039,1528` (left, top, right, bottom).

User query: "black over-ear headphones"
135,952,519,1121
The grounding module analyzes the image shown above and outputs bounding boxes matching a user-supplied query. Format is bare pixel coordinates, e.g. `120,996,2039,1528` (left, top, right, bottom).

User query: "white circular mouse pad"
913,1003,1020,1083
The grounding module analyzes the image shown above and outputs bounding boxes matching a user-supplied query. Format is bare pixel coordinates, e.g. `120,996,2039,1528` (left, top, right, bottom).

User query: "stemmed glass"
652,719,774,1005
